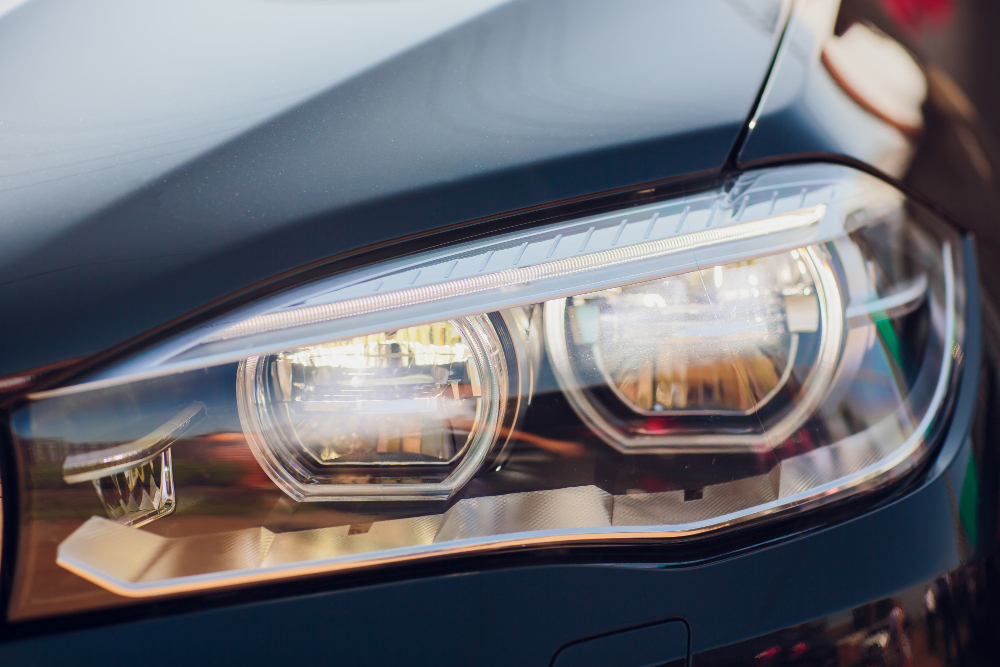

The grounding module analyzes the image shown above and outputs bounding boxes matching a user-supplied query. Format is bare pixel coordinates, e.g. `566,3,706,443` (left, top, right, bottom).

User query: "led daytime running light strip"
207,205,826,343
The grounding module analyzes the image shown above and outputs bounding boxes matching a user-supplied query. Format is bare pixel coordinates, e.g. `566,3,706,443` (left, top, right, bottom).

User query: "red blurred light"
880,0,953,32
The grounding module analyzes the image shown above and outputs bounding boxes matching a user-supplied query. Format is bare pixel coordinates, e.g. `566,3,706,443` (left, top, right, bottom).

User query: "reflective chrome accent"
210,206,825,343
62,402,205,484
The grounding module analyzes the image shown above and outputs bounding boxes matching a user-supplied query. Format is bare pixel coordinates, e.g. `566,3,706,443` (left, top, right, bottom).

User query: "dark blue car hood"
0,0,785,378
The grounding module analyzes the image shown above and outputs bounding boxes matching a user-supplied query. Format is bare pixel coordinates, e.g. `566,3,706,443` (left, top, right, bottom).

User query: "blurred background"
849,0,1000,158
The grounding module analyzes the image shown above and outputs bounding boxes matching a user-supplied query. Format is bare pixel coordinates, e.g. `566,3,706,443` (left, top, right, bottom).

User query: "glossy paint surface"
0,0,785,379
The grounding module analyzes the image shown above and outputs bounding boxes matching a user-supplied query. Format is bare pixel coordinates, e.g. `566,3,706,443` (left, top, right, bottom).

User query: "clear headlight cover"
7,163,965,618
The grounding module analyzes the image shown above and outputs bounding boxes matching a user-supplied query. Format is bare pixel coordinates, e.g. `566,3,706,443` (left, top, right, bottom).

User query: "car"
0,0,997,664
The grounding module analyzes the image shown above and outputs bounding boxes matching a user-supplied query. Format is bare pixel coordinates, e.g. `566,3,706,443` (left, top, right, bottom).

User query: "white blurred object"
822,23,927,135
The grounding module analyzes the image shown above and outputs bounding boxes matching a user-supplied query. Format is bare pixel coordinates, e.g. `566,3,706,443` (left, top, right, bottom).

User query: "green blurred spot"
959,455,979,548
873,312,903,367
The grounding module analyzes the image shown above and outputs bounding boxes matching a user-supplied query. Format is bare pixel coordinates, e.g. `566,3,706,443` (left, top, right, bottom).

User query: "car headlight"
7,163,965,618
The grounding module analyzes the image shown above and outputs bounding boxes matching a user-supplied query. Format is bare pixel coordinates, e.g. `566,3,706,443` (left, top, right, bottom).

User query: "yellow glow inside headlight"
5,163,965,618
237,316,522,501
545,247,840,453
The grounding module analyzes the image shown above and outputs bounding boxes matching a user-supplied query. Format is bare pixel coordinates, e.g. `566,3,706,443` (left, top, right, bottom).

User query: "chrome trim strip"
62,402,205,484
206,206,826,344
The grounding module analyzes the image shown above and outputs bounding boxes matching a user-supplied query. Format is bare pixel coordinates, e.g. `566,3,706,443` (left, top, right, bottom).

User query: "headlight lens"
237,316,519,501
545,246,842,451
7,163,965,618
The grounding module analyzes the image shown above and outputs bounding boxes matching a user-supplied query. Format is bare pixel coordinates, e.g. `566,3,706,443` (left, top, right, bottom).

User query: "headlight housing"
7,163,965,618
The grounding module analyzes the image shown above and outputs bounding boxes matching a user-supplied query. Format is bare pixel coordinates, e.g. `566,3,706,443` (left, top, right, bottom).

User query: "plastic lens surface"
6,164,965,618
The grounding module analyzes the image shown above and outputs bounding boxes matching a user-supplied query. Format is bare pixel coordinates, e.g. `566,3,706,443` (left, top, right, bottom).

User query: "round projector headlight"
544,245,843,453
237,314,521,501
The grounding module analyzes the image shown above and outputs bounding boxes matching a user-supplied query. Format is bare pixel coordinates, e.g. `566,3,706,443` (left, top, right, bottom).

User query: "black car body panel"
0,0,785,379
